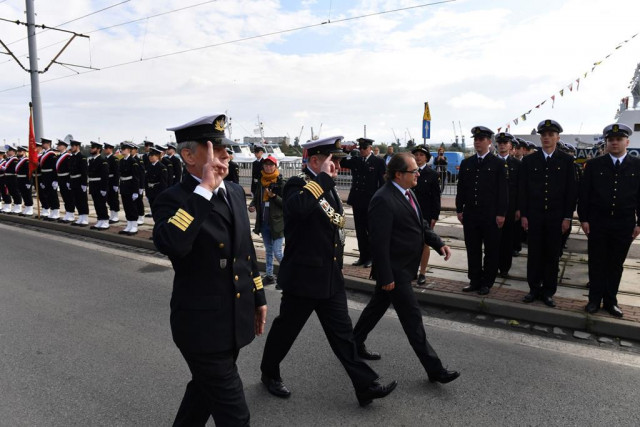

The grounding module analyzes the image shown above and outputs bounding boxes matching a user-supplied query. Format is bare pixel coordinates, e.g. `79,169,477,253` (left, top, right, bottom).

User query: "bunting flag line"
499,32,638,130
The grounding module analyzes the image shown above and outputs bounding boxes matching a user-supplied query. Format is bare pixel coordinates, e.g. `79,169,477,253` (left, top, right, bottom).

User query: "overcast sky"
1,0,639,146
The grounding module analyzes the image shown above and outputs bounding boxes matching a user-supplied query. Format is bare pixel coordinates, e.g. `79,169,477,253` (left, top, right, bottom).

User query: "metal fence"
238,161,457,195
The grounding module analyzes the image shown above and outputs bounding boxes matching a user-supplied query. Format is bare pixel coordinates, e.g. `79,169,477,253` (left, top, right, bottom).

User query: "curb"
2,213,638,341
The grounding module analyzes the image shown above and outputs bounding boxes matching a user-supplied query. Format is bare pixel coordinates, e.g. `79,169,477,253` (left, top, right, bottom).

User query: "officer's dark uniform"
340,138,385,266
145,148,168,209
153,114,266,427
161,153,175,187
519,120,577,305
69,140,89,219
104,143,121,219
495,134,521,276
131,150,145,218
141,140,154,172
119,144,140,223
578,123,640,318
3,150,23,210
0,154,11,206
261,136,388,405
167,143,183,184
55,141,75,221
456,127,508,293
225,147,240,185
14,148,33,212
39,140,61,217
87,142,110,225
251,146,265,195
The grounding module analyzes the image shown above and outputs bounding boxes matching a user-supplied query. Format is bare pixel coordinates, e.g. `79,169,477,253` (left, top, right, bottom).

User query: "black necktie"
546,155,550,163
478,156,483,166
216,187,232,219
615,159,621,170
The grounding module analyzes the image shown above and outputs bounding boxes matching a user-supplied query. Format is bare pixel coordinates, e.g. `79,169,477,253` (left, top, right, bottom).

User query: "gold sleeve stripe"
173,212,193,225
176,209,194,222
168,217,188,232
170,215,191,229
303,181,323,199
253,276,264,290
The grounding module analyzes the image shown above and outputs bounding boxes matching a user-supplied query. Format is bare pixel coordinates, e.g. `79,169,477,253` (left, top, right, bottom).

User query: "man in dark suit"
153,114,267,426
456,127,508,295
579,123,640,318
167,142,183,184
352,152,459,384
145,146,169,210
411,145,441,285
260,136,396,407
340,138,385,267
519,120,577,307
495,133,521,277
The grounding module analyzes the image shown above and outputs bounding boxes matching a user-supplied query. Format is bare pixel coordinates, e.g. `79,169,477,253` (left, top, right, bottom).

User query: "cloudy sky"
1,0,639,146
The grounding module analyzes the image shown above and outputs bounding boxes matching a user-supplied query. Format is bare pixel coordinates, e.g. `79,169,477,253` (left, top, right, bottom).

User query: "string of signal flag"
498,32,639,133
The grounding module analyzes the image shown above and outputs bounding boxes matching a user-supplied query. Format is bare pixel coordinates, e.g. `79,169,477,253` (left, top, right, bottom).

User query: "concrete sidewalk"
2,194,639,342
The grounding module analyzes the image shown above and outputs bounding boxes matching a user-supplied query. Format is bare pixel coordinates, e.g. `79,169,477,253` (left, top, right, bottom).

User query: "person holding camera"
249,155,284,287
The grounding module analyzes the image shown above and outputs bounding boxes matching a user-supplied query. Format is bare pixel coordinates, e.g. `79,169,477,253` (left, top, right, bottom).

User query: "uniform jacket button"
236,293,241,299
234,275,239,281
219,243,224,248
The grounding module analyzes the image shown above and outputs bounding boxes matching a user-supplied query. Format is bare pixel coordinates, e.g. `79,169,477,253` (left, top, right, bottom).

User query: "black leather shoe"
417,274,426,285
352,259,365,266
604,305,623,318
585,302,599,314
357,344,381,360
363,260,372,268
541,296,556,307
462,284,479,293
477,287,490,296
523,293,536,303
261,375,291,398
262,275,275,285
356,380,397,407
428,369,460,384
512,250,520,257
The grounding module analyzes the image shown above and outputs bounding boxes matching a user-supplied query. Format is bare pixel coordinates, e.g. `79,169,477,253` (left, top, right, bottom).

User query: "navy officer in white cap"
578,123,640,318
153,114,267,426
260,136,397,407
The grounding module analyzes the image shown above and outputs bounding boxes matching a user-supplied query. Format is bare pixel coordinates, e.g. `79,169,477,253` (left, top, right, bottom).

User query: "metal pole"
26,0,43,142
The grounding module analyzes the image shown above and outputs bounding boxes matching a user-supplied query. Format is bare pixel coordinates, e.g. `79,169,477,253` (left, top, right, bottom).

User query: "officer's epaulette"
297,172,310,183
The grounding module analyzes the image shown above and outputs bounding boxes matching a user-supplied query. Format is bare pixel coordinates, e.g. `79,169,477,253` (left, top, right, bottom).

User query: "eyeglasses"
400,169,420,175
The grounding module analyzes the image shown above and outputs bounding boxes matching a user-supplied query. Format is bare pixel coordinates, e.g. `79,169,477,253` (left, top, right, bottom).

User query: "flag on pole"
422,102,431,139
28,102,38,179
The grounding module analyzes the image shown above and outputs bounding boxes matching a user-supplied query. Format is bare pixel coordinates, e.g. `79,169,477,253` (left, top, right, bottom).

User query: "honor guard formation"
2,115,639,425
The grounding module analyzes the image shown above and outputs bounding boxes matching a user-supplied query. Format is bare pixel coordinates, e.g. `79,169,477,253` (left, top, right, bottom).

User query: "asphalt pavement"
1,224,639,426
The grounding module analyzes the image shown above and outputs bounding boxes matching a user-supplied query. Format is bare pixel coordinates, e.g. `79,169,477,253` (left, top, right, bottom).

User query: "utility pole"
25,0,43,141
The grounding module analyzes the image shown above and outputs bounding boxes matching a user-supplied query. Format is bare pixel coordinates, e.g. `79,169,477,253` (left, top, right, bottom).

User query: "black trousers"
526,214,563,297
260,289,378,392
353,280,443,374
174,348,249,427
37,176,49,210
58,177,75,213
0,179,11,203
6,176,22,205
498,214,517,274
107,183,120,212
17,178,33,207
462,212,501,288
70,180,89,215
121,184,138,221
89,184,109,220
351,195,373,262
41,172,60,210
587,217,635,307
135,190,145,216
513,219,523,252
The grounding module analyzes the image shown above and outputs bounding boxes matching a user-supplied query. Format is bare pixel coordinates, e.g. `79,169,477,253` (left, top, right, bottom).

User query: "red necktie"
405,190,418,214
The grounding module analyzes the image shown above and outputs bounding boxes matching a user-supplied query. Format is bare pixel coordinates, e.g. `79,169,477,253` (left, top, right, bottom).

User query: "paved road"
1,224,639,426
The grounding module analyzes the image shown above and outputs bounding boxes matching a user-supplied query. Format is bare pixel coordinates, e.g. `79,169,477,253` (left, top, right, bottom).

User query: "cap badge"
613,125,619,132
545,120,551,127
214,118,225,132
